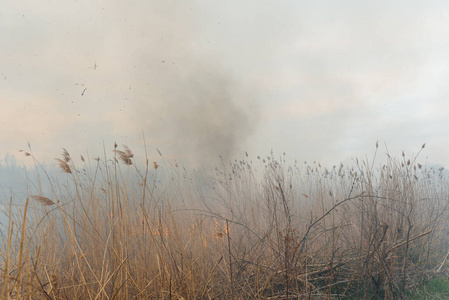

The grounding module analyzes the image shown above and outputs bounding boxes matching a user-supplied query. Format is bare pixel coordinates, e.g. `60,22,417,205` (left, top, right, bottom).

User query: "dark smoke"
122,3,259,167
171,70,256,165
133,63,258,167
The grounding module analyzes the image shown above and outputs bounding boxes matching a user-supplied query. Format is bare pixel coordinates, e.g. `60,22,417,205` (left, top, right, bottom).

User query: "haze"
1,1,449,170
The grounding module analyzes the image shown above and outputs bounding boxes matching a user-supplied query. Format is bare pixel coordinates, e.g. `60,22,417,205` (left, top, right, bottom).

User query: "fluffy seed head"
114,149,133,165
55,158,71,173
30,195,55,206
62,148,71,162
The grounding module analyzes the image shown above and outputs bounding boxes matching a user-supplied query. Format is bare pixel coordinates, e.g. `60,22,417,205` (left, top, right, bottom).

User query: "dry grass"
1,143,449,299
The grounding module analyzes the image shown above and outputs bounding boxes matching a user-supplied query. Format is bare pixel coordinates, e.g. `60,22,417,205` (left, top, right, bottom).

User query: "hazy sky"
1,1,449,169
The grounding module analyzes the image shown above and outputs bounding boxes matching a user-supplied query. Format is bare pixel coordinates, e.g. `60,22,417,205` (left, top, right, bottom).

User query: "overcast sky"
1,1,449,169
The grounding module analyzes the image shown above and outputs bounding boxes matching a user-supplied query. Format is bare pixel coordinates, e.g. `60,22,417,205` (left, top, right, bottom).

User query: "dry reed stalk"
16,198,29,297
200,255,223,298
2,197,14,299
226,219,234,298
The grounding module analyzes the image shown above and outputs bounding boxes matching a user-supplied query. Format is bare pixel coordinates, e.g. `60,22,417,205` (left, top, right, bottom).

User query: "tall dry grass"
1,143,449,299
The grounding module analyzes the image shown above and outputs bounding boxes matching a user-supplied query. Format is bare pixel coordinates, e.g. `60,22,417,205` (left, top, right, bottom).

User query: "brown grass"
1,143,449,299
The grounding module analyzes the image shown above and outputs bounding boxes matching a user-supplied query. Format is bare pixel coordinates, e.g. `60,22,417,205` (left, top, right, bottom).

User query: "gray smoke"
131,62,258,167
171,76,249,158
120,3,259,167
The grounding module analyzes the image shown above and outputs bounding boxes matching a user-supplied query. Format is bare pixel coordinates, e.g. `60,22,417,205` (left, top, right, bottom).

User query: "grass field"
1,143,449,299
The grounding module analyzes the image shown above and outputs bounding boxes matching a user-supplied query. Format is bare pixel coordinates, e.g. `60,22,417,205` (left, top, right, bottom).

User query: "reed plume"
30,195,55,206
114,145,134,165
55,158,71,173
62,148,71,162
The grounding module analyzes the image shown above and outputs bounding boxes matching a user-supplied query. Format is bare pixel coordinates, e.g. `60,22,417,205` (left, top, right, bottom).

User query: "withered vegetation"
2,142,449,299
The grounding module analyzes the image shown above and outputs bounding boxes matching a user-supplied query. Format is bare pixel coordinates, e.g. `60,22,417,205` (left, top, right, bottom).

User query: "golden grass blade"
16,198,29,296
